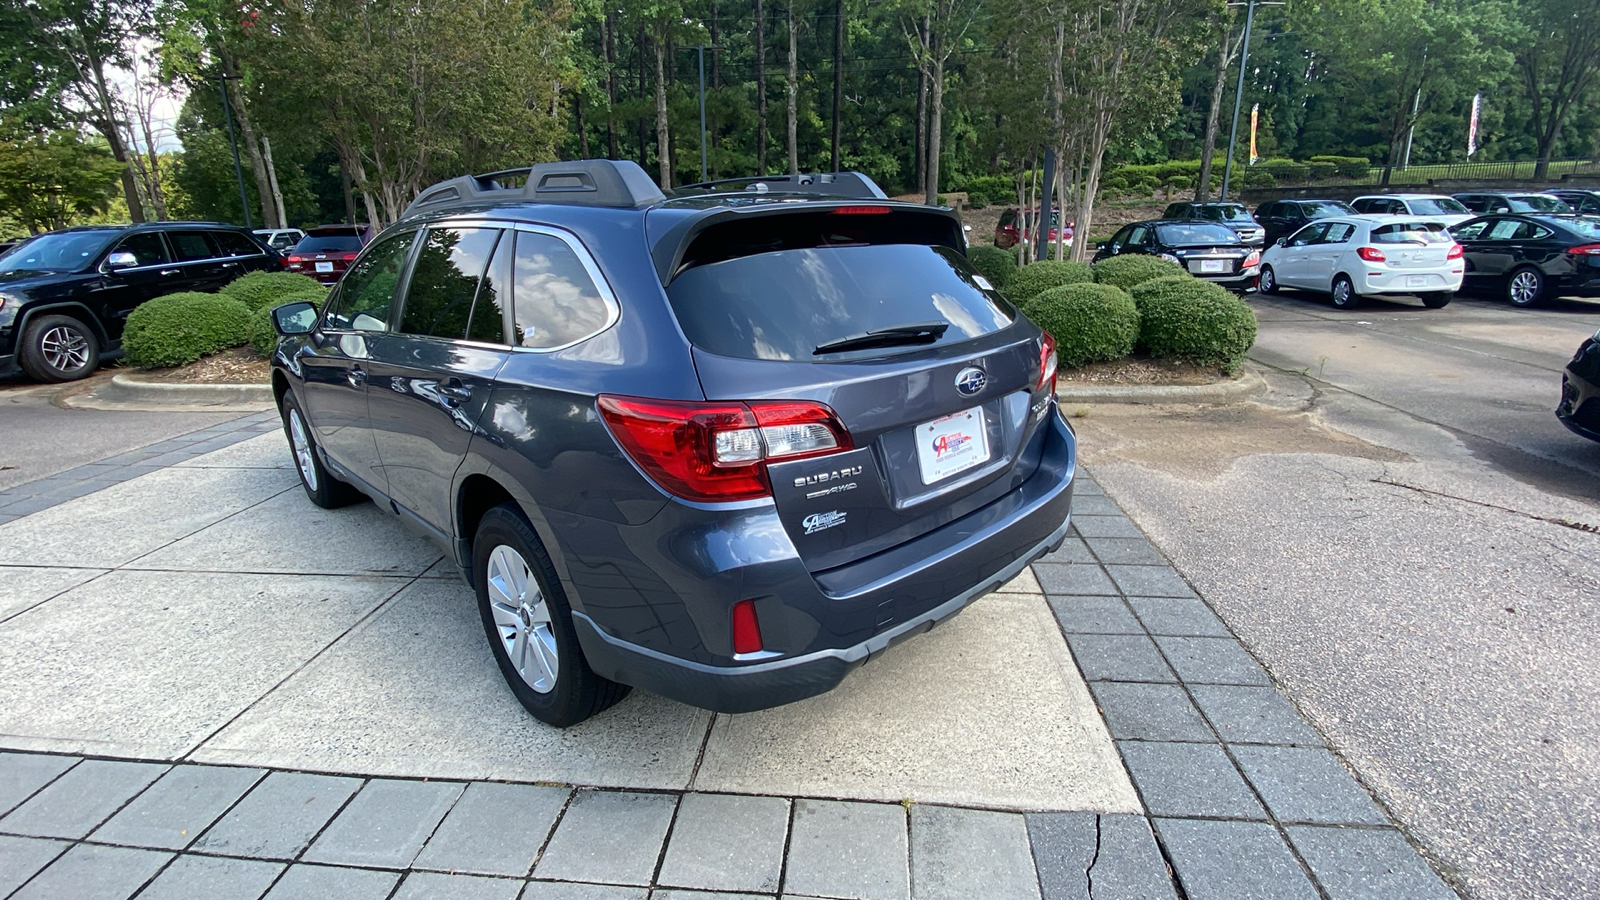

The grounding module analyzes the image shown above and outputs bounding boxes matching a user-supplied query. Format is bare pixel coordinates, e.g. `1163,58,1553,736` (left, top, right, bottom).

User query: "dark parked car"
1558,328,1600,442
1253,199,1356,246
285,224,373,285
267,160,1076,727
1449,214,1600,306
1160,201,1265,245
1544,190,1600,216
1093,220,1260,289
0,222,280,382
1451,192,1572,215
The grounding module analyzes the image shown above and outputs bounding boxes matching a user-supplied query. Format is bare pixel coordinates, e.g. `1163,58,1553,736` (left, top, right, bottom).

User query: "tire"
1421,292,1453,309
1259,265,1280,294
18,314,99,383
473,504,630,727
1507,267,1544,308
279,391,363,509
1330,274,1360,309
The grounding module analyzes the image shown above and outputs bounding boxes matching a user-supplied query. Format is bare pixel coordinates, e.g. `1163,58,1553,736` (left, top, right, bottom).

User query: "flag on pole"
1249,104,1259,164
1467,93,1481,157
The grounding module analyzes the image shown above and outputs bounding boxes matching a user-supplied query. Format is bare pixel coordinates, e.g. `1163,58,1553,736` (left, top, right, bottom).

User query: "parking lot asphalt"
1069,288,1600,899
0,408,1453,898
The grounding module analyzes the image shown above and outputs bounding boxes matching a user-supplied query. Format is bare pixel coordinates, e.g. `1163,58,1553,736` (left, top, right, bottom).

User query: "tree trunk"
924,33,944,206
262,136,287,227
914,16,928,195
84,53,145,222
222,56,280,229
1196,24,1238,202
787,3,799,174
710,1,721,87
605,15,618,159
339,154,356,225
576,93,589,157
831,0,844,171
755,0,767,173
638,26,650,171
655,34,672,188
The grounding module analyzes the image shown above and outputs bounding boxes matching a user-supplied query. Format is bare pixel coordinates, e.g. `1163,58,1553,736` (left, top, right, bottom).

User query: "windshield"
1302,201,1355,217
1198,205,1252,222
1371,222,1453,244
1511,195,1572,213
1156,223,1240,245
1407,198,1469,215
294,236,364,254
667,244,1013,361
0,231,116,273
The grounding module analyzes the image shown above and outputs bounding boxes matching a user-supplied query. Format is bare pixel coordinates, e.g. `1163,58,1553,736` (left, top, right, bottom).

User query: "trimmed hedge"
1130,276,1258,372
247,292,326,357
1023,283,1139,369
966,244,1017,288
1092,254,1185,291
122,292,252,369
220,270,326,311
1006,260,1093,303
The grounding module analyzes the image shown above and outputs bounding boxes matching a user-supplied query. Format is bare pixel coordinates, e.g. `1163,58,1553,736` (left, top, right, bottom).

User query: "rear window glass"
1301,201,1354,217
1156,224,1239,244
666,244,1013,361
1197,205,1251,221
1565,218,1600,240
1511,195,1570,213
1371,222,1452,243
296,236,364,253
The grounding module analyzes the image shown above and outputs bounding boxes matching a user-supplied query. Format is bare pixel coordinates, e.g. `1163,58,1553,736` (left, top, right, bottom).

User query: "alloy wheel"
486,544,559,693
288,409,318,492
1510,271,1540,306
40,326,90,373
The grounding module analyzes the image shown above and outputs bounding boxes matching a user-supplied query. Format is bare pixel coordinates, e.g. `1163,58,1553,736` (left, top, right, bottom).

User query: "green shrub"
1092,254,1186,291
1307,161,1337,180
1259,158,1310,182
1309,155,1370,178
1130,276,1257,371
1024,283,1139,368
122,292,252,369
1240,169,1277,189
1007,259,1093,303
220,270,327,311
246,291,326,357
966,244,1017,288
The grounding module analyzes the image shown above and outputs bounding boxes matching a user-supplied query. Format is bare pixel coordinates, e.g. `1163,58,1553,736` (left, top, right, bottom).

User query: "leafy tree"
1514,0,1600,177
0,126,125,233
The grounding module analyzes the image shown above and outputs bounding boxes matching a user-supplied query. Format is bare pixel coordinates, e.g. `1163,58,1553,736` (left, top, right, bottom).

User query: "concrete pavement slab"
171,431,292,469
657,793,789,893
0,752,77,816
192,581,711,789
9,842,171,900
1088,682,1213,742
262,863,399,899
0,835,68,897
1286,825,1458,900
520,884,648,900
1089,814,1181,900
302,778,464,868
0,467,295,567
1188,685,1324,747
1061,633,1175,683
0,570,401,759
135,490,444,577
783,799,908,900
1104,565,1196,599
1152,636,1272,686
0,566,107,622
412,782,568,877
1117,742,1263,820
1035,535,1095,563
394,871,525,900
1153,818,1319,900
532,790,678,885
135,855,285,900
909,805,1041,900
1124,596,1229,637
0,759,166,839
1024,812,1096,900
1034,562,1117,595
1232,746,1388,826
1068,516,1142,539
91,764,266,850
693,593,1139,812
191,771,363,860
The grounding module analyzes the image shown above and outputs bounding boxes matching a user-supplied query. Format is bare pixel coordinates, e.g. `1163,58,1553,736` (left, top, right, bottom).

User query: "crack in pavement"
1373,477,1600,533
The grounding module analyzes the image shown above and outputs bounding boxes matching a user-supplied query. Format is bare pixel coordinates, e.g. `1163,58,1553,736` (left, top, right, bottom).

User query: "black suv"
1253,199,1357,246
267,160,1076,727
1160,201,1265,245
0,222,281,381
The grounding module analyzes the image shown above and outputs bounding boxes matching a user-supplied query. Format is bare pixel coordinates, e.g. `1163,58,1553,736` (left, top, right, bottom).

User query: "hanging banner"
1249,104,1260,165
1467,93,1481,157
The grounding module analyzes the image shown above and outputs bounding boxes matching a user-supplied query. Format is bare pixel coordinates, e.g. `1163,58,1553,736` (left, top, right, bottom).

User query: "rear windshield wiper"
814,321,950,355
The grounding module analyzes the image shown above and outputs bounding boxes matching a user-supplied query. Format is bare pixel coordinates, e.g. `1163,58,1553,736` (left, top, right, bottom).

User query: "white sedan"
1257,216,1464,310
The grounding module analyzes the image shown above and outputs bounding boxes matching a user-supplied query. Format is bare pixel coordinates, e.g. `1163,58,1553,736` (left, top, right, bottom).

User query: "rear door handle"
347,365,366,388
160,269,180,277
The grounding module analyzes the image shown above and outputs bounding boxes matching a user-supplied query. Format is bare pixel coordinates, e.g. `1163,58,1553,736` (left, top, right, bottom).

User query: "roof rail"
402,159,666,219
674,172,888,201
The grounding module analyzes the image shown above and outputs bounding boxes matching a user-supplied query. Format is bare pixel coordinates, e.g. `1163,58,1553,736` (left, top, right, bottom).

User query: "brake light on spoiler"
598,395,854,502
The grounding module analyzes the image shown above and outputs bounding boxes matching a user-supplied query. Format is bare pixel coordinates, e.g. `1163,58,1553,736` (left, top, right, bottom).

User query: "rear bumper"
570,409,1078,712
1359,268,1464,294
1198,267,1259,290
1557,342,1600,442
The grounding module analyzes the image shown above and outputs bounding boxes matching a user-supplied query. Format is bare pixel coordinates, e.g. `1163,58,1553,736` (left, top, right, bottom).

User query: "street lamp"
1219,0,1284,202
216,73,253,229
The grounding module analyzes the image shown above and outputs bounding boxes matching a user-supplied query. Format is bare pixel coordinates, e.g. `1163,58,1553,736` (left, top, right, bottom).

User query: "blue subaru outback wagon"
268,160,1076,726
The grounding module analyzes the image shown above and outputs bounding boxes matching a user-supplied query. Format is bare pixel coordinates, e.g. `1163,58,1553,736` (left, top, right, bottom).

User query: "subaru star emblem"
955,366,987,396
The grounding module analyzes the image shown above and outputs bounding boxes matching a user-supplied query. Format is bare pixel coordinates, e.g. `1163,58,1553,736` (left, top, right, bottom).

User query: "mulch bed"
136,347,272,384
1057,355,1237,386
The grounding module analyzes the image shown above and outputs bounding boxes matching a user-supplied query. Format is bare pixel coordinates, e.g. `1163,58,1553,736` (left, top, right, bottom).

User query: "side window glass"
468,232,512,344
169,231,219,262
1324,223,1355,243
1451,221,1487,241
1522,225,1553,241
398,227,501,340
511,231,612,349
1126,226,1148,247
114,233,169,266
1486,220,1521,241
324,230,416,332
212,231,260,257
998,211,1015,228
1289,224,1324,247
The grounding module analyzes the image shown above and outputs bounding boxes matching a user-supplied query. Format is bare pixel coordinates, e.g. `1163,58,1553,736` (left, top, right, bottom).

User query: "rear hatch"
659,205,1052,573
1370,221,1454,268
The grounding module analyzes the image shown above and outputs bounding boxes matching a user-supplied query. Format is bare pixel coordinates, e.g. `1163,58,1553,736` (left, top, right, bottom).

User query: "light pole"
216,73,253,229
696,45,708,183
1219,0,1283,202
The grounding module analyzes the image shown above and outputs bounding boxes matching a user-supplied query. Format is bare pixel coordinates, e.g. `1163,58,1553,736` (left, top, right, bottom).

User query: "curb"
58,373,274,412
1054,366,1267,405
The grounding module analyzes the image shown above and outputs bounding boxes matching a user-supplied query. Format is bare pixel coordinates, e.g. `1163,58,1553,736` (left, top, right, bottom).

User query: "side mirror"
1275,237,1288,247
271,301,319,336
105,251,139,269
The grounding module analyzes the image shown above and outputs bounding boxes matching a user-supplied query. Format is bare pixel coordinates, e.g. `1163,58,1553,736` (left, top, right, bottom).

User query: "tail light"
341,252,360,262
1038,332,1059,390
1356,247,1387,262
1568,243,1600,256
286,255,303,265
597,395,853,502
731,599,763,654
1447,243,1464,260
1242,250,1261,268
831,205,891,215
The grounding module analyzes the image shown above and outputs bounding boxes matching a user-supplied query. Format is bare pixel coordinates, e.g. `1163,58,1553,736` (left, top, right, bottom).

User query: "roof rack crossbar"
675,172,888,201
402,159,667,219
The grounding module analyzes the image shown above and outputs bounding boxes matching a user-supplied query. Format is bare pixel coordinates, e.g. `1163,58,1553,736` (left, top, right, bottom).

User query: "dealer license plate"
1200,259,1227,273
315,262,334,273
916,407,990,485
1407,275,1428,287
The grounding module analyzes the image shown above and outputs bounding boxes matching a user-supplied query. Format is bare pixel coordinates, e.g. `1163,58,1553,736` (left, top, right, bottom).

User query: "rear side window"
399,227,502,340
667,243,1013,361
169,231,219,261
114,233,169,266
510,231,613,349
212,231,262,257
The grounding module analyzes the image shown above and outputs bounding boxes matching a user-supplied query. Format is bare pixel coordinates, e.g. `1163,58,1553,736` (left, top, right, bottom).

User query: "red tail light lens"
731,599,763,654
1568,243,1600,256
287,255,303,264
1038,332,1059,390
597,395,852,502
830,205,891,215
1447,243,1465,260
1242,250,1261,268
1356,246,1387,262
341,252,360,262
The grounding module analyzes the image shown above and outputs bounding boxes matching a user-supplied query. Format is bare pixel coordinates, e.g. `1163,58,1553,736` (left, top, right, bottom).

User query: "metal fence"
1265,157,1600,188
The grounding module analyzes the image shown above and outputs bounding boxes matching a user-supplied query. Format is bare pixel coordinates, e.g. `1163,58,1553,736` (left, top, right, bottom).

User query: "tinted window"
398,227,501,340
0,232,117,273
1455,196,1485,212
510,231,612,349
1564,218,1600,240
168,231,218,262
1371,222,1452,244
324,230,416,331
1300,201,1354,218
468,234,512,344
667,244,1012,361
212,231,262,257
1162,204,1185,217
296,235,365,254
115,233,170,266
1510,195,1570,213
1450,220,1490,241
1406,198,1468,215
1198,205,1251,221
1156,224,1239,245
998,211,1016,227
1288,224,1327,246
1126,225,1150,246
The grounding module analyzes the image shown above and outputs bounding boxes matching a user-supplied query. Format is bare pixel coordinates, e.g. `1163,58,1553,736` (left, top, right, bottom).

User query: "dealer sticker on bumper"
916,407,990,484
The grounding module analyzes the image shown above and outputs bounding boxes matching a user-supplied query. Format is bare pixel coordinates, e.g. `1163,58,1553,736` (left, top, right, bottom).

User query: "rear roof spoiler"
403,160,666,219
674,172,888,200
